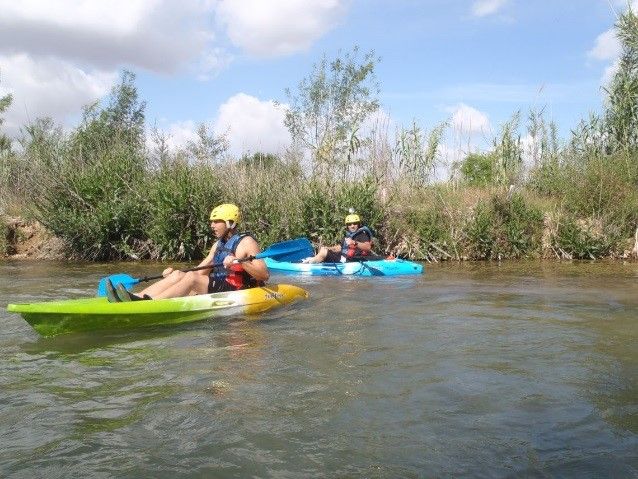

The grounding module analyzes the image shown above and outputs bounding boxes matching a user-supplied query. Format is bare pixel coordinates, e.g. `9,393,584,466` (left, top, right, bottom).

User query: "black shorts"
208,278,235,293
324,250,344,263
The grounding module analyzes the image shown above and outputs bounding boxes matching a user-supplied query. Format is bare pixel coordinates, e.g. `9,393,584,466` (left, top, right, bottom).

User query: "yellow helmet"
210,203,240,225
345,213,361,225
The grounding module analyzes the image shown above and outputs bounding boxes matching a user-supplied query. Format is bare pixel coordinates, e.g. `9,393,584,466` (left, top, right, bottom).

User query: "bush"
300,176,383,247
19,73,149,260
554,216,621,259
464,193,544,260
460,152,497,186
219,158,308,247
34,142,147,259
143,160,222,260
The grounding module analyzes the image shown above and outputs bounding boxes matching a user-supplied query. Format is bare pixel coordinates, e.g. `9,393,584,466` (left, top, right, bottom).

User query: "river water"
0,260,636,478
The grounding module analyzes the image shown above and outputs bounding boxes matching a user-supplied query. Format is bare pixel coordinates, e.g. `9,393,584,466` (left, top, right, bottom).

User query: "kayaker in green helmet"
302,210,374,264
106,203,269,302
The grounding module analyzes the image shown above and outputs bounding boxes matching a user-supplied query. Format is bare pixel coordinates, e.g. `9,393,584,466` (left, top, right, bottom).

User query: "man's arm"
347,231,372,252
228,236,270,282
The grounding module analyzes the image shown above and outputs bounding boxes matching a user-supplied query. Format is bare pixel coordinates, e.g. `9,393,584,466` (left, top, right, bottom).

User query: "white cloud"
0,0,229,135
520,133,540,169
149,96,292,158
588,29,621,61
153,120,200,152
194,48,234,81
448,103,491,135
471,0,508,17
0,0,152,36
0,0,346,136
213,93,291,157
0,54,114,136
216,0,347,57
0,0,216,75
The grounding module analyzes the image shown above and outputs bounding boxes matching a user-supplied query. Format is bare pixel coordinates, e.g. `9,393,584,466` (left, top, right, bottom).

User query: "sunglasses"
346,222,359,226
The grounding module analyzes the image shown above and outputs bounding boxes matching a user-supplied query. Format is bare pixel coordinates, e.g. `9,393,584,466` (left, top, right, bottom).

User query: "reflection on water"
1,259,637,477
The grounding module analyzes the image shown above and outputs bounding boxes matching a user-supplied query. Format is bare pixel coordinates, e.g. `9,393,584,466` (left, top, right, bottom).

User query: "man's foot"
115,283,151,302
105,279,120,303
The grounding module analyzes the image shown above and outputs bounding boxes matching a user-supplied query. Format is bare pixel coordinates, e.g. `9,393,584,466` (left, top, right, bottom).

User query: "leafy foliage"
19,72,148,259
465,193,544,260
555,217,620,259
237,152,283,169
4,16,638,263
396,121,446,186
300,176,383,247
493,112,523,185
604,8,638,151
0,89,12,155
143,161,222,260
186,123,228,164
460,152,497,186
284,46,380,177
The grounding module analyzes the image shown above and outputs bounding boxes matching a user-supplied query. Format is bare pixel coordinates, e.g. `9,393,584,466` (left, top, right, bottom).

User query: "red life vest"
209,233,263,292
341,226,373,258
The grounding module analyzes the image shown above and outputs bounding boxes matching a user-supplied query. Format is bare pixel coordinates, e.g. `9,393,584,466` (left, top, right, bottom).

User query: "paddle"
97,237,314,296
263,237,314,262
349,254,385,276
324,260,384,276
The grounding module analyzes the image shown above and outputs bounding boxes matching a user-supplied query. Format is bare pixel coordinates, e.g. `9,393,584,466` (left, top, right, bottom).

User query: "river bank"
1,216,66,260
3,215,637,262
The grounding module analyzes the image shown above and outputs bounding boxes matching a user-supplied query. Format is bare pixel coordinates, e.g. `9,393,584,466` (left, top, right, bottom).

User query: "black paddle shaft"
136,256,256,283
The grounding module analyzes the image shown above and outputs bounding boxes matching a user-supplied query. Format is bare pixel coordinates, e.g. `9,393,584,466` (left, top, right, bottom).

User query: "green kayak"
7,284,308,337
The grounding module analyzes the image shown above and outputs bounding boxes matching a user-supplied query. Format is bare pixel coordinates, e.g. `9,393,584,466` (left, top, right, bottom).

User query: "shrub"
143,160,222,260
460,152,497,186
554,216,621,259
300,176,382,247
464,193,544,260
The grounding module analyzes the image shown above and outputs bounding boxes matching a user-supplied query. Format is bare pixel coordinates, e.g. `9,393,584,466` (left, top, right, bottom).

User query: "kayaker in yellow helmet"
106,203,270,301
302,211,374,264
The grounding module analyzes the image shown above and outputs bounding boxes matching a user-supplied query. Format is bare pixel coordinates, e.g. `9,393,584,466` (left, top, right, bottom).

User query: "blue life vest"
209,232,262,290
341,226,373,258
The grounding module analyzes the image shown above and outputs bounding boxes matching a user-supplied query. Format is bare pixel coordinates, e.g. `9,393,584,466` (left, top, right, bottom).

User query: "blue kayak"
264,257,423,276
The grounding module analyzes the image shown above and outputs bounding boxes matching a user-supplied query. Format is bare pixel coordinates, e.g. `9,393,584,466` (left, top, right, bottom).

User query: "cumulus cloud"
471,0,508,17
0,0,228,135
449,103,491,135
587,0,638,86
0,54,115,136
588,29,621,61
0,0,216,75
149,94,292,159
216,0,347,57
148,120,200,152
0,0,347,137
213,93,291,157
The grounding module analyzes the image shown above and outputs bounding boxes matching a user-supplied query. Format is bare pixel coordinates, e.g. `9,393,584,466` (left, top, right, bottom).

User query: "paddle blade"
96,274,140,297
257,237,314,263
360,263,385,276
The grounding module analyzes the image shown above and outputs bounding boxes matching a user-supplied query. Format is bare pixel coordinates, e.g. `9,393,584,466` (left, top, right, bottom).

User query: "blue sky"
0,0,633,162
